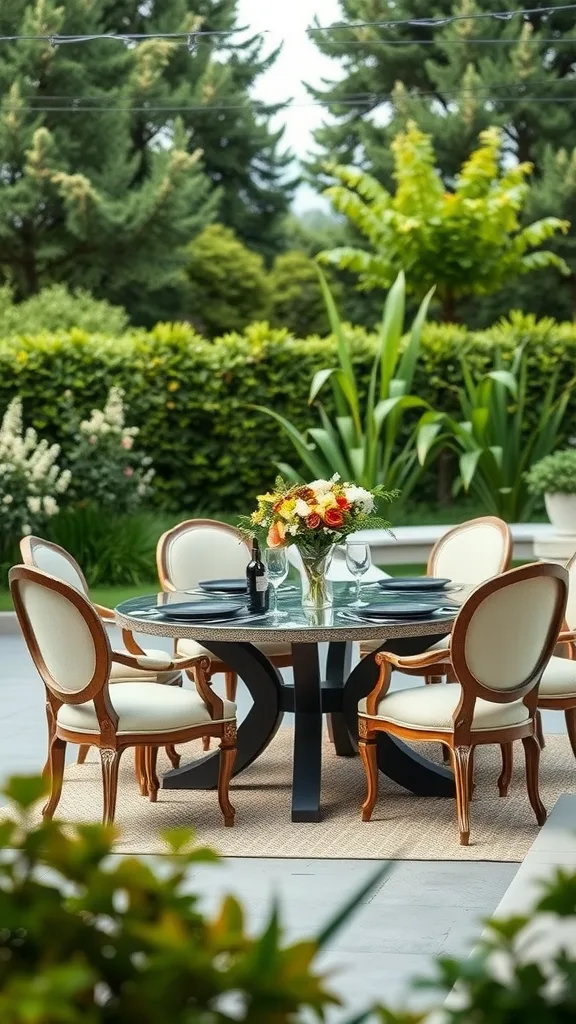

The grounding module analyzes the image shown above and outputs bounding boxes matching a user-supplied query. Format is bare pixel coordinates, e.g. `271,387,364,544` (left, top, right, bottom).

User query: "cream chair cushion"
539,656,576,698
57,683,236,736
177,638,292,660
110,648,181,685
359,685,529,732
361,635,450,656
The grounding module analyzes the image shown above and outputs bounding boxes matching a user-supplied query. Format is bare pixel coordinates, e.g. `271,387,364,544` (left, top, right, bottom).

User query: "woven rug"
35,731,576,861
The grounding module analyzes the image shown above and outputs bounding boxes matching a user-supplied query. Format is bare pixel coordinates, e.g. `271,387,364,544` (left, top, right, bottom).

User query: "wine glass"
264,547,289,622
345,541,372,607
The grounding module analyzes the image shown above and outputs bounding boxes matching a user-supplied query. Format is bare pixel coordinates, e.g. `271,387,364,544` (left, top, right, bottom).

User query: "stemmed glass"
264,547,289,623
345,541,372,607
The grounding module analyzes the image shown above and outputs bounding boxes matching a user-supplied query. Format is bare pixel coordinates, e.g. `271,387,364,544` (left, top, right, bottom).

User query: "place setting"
337,540,460,625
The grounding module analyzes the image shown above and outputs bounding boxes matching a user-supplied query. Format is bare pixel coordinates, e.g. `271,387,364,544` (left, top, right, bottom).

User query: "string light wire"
308,4,576,33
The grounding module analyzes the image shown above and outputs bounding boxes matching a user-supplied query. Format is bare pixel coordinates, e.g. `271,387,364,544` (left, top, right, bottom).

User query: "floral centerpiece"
240,476,395,610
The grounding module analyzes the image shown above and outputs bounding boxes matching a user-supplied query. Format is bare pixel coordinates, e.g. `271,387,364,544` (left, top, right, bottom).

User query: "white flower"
2,494,13,505
294,498,310,517
56,469,72,494
21,523,31,535
288,523,299,535
309,479,331,495
43,496,58,516
27,496,41,514
344,485,375,513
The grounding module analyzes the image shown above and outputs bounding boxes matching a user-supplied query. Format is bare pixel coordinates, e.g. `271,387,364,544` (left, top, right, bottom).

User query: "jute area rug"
39,730,576,862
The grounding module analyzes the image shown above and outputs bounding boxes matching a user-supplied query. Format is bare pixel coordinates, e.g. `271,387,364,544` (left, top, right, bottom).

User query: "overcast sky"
237,0,342,211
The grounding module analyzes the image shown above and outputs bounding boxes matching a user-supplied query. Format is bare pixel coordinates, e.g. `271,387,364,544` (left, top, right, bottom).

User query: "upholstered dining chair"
156,518,293,709
494,549,576,772
359,516,513,685
358,562,568,845
20,536,182,777
10,565,237,827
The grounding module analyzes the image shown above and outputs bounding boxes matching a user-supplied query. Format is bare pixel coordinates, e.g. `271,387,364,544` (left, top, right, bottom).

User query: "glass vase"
299,547,335,612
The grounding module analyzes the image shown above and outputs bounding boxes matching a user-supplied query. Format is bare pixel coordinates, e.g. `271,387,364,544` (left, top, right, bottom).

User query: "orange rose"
323,508,344,528
267,521,287,547
306,512,321,529
336,495,350,510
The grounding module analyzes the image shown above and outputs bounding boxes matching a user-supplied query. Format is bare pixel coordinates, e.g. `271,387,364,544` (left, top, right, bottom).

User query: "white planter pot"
544,493,576,535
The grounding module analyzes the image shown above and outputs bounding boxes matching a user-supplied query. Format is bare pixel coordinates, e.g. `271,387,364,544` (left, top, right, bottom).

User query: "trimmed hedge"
2,313,575,512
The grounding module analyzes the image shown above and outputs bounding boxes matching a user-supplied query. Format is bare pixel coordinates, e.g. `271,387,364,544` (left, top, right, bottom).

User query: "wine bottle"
246,538,269,613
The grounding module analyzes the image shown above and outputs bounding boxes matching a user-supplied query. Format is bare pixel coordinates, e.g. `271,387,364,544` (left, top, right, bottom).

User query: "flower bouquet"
239,476,395,611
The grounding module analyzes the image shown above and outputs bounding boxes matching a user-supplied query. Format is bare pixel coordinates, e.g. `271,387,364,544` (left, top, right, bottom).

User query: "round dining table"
115,584,461,822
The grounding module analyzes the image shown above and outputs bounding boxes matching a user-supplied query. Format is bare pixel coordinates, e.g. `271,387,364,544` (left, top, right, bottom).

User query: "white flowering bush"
0,398,71,541
64,387,155,515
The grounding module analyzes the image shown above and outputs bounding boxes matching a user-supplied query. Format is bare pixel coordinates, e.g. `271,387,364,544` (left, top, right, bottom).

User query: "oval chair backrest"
564,549,576,632
429,516,512,585
20,536,89,596
451,563,568,703
157,519,250,592
9,565,110,703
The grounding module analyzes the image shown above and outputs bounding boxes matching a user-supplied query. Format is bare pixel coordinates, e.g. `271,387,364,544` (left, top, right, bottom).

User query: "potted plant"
526,449,576,534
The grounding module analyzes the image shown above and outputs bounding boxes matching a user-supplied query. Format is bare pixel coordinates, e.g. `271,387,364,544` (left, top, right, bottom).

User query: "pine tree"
0,0,215,309
308,1,576,183
101,1,296,257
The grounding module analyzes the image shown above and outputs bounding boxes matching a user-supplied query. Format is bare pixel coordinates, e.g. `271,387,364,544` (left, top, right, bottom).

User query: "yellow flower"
251,510,264,524
318,492,337,509
167,381,180,392
279,499,296,520
256,492,276,503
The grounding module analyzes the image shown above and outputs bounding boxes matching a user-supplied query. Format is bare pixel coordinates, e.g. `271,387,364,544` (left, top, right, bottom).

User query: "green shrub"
268,250,340,336
0,776,387,1023
526,449,576,496
2,312,576,515
182,224,271,337
0,284,128,335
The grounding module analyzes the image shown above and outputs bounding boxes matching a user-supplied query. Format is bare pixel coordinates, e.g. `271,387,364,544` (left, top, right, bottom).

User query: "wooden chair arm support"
111,650,210,673
95,603,116,621
375,647,452,672
558,629,576,644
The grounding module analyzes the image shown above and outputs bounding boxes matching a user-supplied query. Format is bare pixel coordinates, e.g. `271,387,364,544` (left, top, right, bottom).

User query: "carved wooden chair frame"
157,518,293,744
10,565,237,827
358,562,568,845
360,516,513,686
20,536,182,775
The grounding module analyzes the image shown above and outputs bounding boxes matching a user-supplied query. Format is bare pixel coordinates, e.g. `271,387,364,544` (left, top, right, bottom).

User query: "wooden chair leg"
77,745,90,765
536,710,546,750
467,745,476,798
100,748,122,826
359,736,379,822
426,674,443,685
165,745,180,769
43,700,56,777
442,743,450,763
202,735,211,751
134,746,148,795
42,737,66,820
565,707,576,758
522,735,547,826
218,728,237,827
145,746,160,803
224,670,238,703
497,742,513,798
450,745,472,846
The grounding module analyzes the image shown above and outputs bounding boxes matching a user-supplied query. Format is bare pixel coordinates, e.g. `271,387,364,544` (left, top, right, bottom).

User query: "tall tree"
0,0,215,308
308,1,576,183
101,1,296,257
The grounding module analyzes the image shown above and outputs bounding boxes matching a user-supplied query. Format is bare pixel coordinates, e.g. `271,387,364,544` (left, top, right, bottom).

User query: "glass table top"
115,581,464,636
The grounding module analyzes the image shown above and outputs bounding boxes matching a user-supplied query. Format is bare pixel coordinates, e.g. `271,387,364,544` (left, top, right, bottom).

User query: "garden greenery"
2,313,576,514
2,774,576,1022
256,270,438,500
526,449,576,497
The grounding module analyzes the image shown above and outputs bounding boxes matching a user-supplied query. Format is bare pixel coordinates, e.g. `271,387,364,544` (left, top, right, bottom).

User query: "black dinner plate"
378,577,452,592
155,601,244,621
359,602,444,619
198,578,248,594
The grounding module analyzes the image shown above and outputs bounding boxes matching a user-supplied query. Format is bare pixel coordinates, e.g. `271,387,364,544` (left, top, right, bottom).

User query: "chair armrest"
95,603,116,621
375,647,453,672
112,650,211,673
558,629,576,644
